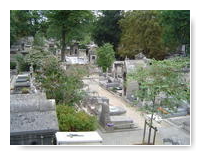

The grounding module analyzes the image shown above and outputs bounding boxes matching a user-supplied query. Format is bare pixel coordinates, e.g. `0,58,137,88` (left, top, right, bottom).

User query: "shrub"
96,43,115,72
25,48,49,71
10,61,17,69
36,55,88,105
15,54,30,72
21,87,29,94
56,105,97,131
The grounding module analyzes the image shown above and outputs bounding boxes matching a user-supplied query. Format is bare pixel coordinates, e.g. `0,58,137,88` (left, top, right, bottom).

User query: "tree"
128,57,190,143
92,10,122,58
46,10,94,61
25,47,49,70
33,32,45,47
159,10,190,55
118,10,165,60
10,10,44,46
96,43,115,72
35,55,89,105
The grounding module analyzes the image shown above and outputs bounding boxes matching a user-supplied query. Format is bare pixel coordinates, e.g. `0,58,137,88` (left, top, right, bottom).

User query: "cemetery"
10,10,190,145
81,94,136,132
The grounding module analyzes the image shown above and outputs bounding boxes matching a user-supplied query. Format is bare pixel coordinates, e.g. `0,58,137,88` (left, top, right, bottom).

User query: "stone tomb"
112,61,124,79
123,59,147,102
56,131,103,145
10,93,59,145
99,76,122,91
85,95,135,131
160,116,190,145
100,100,135,131
14,73,31,93
109,106,126,116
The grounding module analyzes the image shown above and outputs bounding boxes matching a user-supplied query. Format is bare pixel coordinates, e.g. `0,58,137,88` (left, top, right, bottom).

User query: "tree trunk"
148,96,155,144
61,29,66,62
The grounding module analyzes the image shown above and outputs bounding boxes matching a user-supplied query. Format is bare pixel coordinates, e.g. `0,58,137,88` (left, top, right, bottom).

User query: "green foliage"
159,10,190,54
35,55,88,105
46,10,94,61
96,43,115,72
92,10,122,56
25,48,49,70
10,61,17,69
33,32,45,47
119,10,165,60
118,10,190,59
56,105,97,131
10,10,44,45
21,87,29,94
128,57,190,116
15,54,30,72
79,35,93,47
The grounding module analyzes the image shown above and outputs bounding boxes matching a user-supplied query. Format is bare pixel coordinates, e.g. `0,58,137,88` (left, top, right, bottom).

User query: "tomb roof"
10,93,59,134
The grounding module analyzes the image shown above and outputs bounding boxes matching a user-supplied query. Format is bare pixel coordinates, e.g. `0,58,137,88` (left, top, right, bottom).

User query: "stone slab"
55,131,103,145
110,116,133,124
16,78,29,82
109,106,126,115
14,81,30,87
10,111,59,133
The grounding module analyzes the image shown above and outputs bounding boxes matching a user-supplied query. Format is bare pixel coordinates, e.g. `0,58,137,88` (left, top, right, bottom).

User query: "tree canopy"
10,10,45,46
118,10,190,60
118,10,165,60
11,10,190,60
159,10,190,55
129,57,190,119
92,10,122,58
96,43,115,72
46,10,94,61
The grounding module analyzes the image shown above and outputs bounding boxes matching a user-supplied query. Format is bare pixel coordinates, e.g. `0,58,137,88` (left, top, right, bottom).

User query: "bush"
56,105,97,131
10,61,17,69
25,48,49,71
15,54,30,72
33,32,45,47
21,87,29,94
36,56,88,105
96,43,115,72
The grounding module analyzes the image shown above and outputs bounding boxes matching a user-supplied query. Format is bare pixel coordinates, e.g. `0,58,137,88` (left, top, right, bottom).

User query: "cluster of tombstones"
98,57,190,120
99,73,123,97
81,90,136,132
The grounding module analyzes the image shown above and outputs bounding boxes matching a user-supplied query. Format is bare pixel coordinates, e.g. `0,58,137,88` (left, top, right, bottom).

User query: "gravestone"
99,101,113,131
